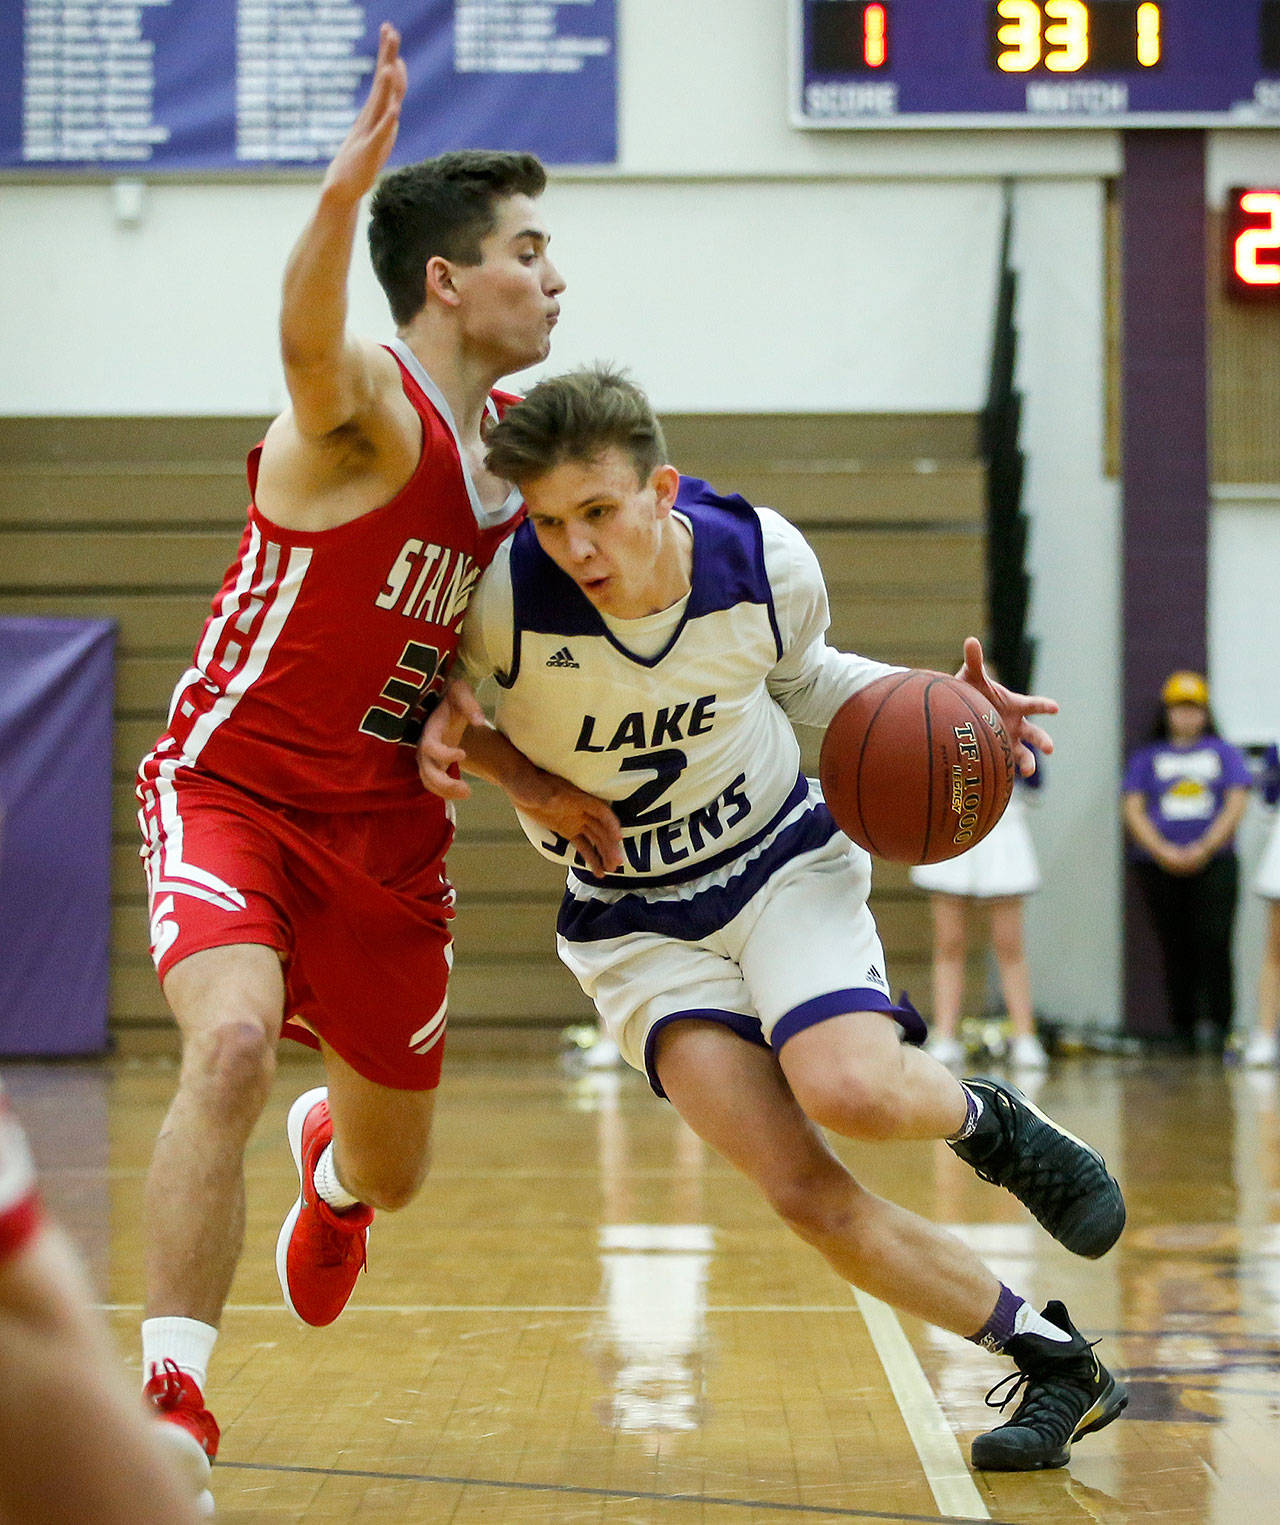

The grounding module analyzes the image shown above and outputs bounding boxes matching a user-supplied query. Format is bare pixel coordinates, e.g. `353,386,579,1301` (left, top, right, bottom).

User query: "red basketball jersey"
140,347,522,815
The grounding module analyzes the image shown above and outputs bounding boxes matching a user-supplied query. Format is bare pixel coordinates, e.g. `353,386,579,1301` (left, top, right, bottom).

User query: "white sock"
314,1143,362,1213
142,1316,218,1391
1013,1300,1073,1343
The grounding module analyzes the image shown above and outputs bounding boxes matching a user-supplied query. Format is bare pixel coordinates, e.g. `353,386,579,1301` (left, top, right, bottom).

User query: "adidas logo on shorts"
546,646,580,669
866,964,885,986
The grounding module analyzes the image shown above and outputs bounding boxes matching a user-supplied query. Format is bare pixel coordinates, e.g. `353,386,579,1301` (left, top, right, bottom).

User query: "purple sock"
968,1284,1023,1353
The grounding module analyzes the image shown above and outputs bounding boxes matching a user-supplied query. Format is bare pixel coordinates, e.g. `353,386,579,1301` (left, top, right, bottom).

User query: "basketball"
819,670,1016,864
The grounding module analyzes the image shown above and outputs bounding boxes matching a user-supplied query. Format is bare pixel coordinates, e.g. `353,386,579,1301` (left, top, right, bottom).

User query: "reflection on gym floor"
4,1043,1280,1523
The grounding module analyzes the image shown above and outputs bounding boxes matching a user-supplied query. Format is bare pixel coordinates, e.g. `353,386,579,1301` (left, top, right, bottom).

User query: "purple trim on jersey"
771,988,927,1050
502,478,780,682
1122,736,1253,856
643,1006,767,1098
558,784,837,943
568,773,810,892
677,479,782,659
641,989,926,1101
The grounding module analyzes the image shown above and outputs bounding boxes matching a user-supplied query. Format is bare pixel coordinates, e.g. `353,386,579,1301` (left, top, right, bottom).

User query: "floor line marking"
100,1302,895,1315
852,1289,990,1522
216,1458,1008,1524
94,1301,1280,1335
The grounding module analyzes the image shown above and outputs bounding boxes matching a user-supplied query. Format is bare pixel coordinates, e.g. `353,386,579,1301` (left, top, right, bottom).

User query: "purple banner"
1,1,617,171
0,618,114,1055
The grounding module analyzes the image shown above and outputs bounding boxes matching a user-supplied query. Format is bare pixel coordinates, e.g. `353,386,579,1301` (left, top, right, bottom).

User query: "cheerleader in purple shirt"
1122,671,1252,1053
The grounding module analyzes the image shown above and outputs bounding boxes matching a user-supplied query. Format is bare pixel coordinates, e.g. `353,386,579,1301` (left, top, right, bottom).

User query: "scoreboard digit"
1225,186,1280,297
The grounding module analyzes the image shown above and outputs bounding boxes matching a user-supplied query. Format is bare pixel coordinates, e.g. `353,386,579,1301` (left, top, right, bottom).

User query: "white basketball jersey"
458,479,897,893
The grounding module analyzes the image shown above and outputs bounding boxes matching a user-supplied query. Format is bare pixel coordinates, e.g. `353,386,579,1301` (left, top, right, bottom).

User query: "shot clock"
794,0,1280,125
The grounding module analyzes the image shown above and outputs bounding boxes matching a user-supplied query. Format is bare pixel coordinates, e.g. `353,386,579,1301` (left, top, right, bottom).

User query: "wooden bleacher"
0,412,988,1049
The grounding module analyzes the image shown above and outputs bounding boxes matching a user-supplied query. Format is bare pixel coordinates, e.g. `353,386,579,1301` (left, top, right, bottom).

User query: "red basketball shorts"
0,1085,42,1263
137,769,456,1090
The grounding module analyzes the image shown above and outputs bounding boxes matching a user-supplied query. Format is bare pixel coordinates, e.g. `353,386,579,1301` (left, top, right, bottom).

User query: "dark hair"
1147,702,1221,743
368,150,546,326
484,364,667,486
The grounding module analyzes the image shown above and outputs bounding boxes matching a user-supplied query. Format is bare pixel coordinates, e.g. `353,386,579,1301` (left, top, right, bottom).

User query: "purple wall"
1120,131,1210,1040
0,618,115,1054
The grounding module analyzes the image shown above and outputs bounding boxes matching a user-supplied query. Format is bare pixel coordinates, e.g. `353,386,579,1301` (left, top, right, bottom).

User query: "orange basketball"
819,671,1015,864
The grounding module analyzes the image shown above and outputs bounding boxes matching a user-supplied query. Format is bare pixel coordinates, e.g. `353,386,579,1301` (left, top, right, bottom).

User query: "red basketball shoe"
144,1359,218,1514
275,1087,373,1327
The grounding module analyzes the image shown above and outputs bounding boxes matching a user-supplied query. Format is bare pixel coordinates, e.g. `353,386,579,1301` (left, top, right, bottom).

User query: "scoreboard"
794,0,1280,127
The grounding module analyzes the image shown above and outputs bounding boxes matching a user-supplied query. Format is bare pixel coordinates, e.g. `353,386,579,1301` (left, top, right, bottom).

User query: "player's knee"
795,1069,901,1141
184,1020,276,1118
990,927,1023,963
934,927,967,962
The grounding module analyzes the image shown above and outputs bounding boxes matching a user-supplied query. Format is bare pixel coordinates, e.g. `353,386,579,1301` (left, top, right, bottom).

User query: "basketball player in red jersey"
133,23,620,1505
0,1083,199,1524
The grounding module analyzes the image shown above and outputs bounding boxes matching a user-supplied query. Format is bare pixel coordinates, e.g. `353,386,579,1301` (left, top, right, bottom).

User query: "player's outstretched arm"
957,636,1058,777
278,21,407,439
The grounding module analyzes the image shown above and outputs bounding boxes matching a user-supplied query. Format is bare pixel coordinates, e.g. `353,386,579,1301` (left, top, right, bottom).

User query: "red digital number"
1226,186,1280,298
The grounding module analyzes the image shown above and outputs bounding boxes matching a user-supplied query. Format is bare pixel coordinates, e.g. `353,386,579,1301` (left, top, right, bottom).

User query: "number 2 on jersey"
613,748,688,827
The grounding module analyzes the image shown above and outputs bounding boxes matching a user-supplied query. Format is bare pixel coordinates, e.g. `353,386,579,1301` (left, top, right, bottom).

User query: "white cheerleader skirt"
1257,814,1280,901
908,791,1041,899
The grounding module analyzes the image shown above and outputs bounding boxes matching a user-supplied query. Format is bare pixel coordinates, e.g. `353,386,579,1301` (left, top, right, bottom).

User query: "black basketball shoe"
971,1301,1127,1471
947,1079,1125,1258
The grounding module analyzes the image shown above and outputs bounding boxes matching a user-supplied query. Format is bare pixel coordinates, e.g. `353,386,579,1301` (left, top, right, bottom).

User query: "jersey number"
360,641,443,745
614,748,687,827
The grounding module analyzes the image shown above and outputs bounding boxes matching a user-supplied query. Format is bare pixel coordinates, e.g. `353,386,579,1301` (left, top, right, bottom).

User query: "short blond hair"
485,365,666,487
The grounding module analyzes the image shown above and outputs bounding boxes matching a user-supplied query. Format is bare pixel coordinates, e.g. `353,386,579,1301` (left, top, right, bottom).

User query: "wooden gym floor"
5,1038,1279,1524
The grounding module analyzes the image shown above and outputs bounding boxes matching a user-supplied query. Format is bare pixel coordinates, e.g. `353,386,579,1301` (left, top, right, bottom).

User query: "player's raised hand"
323,22,407,203
417,677,485,800
957,636,1058,777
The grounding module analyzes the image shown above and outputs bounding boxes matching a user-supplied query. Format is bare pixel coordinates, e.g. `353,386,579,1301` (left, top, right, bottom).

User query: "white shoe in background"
1009,1033,1049,1070
926,1034,965,1067
1242,1029,1278,1068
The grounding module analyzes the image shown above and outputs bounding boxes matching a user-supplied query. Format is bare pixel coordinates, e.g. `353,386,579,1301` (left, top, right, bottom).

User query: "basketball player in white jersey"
419,365,1129,1472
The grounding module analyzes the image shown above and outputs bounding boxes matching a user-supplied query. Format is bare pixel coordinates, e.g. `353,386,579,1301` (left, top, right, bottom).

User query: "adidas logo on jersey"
546,647,580,669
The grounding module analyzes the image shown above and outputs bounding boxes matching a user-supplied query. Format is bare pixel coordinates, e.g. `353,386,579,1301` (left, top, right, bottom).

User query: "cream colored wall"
2,0,1275,1031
